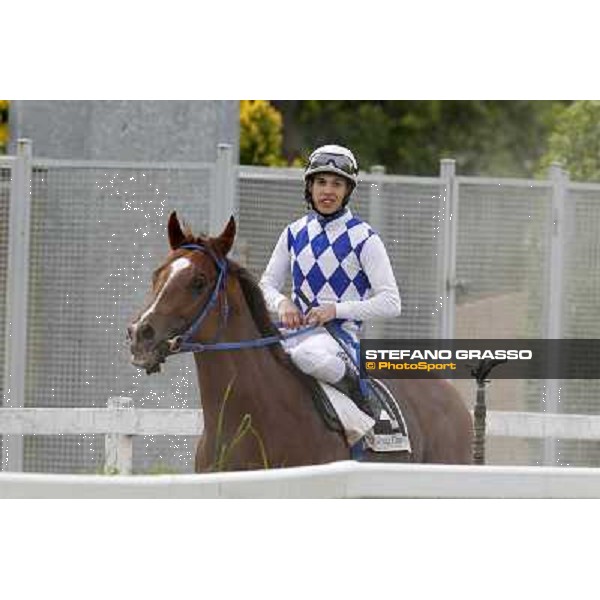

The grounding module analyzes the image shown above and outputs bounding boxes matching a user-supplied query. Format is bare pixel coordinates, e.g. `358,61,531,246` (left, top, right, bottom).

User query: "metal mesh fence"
0,161,12,459
452,179,554,466
556,183,600,466
23,161,214,473
237,167,305,285
368,176,445,339
454,179,553,339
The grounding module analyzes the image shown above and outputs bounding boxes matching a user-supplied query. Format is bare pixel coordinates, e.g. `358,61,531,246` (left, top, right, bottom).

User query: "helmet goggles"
307,152,358,177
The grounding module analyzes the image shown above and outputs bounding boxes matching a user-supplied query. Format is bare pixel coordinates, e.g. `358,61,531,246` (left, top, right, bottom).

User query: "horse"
127,211,473,472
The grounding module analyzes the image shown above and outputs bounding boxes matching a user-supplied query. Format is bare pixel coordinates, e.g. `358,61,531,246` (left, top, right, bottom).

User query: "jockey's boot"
332,365,378,420
332,367,404,440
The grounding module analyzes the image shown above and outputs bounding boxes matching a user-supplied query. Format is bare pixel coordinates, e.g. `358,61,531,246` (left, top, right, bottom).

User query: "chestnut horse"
128,212,473,472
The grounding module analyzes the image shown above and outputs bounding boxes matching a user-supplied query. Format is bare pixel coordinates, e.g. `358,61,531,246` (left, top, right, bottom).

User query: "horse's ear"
212,215,236,257
168,211,186,249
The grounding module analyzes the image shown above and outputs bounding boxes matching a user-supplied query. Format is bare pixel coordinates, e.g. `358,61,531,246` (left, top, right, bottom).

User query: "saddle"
302,372,346,436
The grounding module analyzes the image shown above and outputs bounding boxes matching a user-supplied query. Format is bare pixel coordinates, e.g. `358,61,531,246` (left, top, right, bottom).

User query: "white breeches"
282,329,348,384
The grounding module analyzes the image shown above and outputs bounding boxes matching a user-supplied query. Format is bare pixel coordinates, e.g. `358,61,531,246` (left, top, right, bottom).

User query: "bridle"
166,242,229,353
166,243,316,354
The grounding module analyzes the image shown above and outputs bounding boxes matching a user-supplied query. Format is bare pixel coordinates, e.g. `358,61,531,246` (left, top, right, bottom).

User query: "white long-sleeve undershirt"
259,228,401,322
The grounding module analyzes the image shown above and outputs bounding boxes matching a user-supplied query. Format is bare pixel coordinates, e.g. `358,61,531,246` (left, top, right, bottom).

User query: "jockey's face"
309,173,349,214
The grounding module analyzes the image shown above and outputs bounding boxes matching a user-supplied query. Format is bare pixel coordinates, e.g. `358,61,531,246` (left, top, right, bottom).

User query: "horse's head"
128,211,236,374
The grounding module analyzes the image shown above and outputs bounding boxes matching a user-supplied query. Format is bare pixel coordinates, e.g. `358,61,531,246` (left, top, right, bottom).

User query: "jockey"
259,144,401,421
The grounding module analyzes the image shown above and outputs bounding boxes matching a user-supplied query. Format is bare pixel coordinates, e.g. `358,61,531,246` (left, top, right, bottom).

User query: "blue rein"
168,243,317,354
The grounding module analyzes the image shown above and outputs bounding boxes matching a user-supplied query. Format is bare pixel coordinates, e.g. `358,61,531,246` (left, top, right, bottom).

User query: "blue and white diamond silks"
286,209,375,344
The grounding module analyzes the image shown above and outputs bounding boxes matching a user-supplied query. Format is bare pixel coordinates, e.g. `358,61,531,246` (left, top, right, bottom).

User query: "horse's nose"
128,321,155,347
139,322,155,342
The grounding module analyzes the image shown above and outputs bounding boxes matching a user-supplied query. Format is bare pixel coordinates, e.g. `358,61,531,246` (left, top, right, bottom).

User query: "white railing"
1,460,600,498
2,401,600,475
3,402,600,497
0,397,204,475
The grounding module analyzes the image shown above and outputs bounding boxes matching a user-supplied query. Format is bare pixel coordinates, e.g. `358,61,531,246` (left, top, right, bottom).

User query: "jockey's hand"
278,298,305,329
306,304,336,326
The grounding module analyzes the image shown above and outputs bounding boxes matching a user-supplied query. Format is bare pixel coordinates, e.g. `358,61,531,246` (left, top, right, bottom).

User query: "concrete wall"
9,100,239,162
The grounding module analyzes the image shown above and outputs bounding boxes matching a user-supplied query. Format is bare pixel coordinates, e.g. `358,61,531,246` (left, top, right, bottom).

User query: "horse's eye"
192,275,206,292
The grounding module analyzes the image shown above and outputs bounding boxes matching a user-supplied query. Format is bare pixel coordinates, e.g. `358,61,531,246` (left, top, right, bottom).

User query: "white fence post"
104,397,134,475
439,158,457,339
211,143,236,236
2,138,32,472
367,165,386,339
543,163,568,466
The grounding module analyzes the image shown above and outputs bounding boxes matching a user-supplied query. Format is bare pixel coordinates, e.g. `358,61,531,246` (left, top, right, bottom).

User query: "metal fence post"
2,138,32,472
212,143,236,236
543,163,568,465
367,165,386,339
105,397,134,475
439,158,457,339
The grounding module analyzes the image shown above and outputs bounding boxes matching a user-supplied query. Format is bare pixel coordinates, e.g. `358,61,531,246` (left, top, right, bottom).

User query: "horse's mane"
234,265,281,338
229,261,294,365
